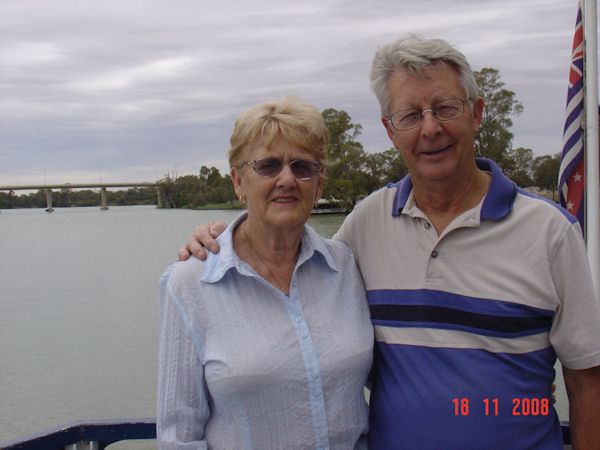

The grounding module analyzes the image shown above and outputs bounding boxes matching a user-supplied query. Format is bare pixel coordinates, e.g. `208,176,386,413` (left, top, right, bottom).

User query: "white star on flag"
567,201,575,210
572,172,583,182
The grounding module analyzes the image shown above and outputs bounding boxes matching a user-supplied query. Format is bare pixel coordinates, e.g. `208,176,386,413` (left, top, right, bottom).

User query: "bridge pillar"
45,188,54,212
100,187,109,210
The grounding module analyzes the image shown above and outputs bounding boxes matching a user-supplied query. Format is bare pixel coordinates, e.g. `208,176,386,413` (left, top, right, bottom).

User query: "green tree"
198,166,236,206
137,186,160,205
156,167,236,209
0,190,16,208
365,148,409,187
321,108,374,209
20,189,47,208
71,189,100,206
532,153,560,200
322,108,363,160
209,173,235,204
158,173,178,208
475,68,523,170
504,147,534,187
175,174,201,208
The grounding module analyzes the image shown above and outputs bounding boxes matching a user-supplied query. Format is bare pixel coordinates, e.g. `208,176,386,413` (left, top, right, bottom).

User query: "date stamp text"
452,398,550,416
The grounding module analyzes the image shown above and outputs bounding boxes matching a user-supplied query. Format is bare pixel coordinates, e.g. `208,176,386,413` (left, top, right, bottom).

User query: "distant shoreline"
0,203,348,214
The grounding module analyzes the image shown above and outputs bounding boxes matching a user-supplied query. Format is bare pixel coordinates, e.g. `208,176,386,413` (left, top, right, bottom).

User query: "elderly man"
181,35,600,449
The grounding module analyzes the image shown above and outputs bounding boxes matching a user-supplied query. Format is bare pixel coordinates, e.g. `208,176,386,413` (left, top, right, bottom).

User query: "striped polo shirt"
335,158,600,449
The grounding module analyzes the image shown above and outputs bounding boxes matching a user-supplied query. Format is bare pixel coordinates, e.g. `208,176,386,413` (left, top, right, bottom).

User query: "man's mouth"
422,144,452,155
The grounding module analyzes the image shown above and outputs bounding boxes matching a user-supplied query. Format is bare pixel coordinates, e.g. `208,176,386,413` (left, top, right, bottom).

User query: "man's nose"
421,107,434,119
420,109,442,135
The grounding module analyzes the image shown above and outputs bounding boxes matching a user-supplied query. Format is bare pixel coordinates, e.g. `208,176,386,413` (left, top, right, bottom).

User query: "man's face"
382,64,484,187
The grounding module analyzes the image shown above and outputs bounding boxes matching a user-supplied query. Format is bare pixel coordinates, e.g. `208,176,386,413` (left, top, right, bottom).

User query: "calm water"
0,206,344,446
0,206,569,447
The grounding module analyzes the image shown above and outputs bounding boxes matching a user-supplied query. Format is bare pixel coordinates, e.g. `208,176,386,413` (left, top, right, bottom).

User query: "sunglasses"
243,157,322,180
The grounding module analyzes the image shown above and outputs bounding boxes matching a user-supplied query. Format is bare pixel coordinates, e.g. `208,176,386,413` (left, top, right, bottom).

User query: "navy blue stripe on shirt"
369,304,551,333
367,289,553,337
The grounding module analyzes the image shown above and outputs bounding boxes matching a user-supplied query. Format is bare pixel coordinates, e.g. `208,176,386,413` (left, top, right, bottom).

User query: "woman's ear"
315,175,324,200
231,166,245,200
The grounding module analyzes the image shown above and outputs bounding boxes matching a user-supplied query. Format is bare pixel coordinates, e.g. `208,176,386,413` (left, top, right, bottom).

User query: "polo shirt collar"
201,212,340,284
391,157,517,220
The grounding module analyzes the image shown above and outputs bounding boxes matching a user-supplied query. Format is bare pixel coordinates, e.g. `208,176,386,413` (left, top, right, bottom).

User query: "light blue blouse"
157,214,373,449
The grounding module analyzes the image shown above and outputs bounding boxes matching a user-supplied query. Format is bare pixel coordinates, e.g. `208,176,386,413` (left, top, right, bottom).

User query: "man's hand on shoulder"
178,222,227,261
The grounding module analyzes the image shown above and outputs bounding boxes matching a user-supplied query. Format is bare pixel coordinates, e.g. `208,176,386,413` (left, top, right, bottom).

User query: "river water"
0,205,568,447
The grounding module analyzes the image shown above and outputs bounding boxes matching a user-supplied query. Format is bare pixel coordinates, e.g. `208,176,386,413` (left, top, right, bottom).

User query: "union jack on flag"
558,1,585,232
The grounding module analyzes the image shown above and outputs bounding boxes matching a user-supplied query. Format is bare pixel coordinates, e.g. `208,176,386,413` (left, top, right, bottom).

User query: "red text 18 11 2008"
452,398,550,416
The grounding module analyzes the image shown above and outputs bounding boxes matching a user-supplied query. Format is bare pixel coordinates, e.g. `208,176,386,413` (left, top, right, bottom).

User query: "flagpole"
584,0,599,293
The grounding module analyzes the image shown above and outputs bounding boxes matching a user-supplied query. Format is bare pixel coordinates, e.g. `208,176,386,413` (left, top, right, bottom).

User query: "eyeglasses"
386,98,469,131
242,157,322,180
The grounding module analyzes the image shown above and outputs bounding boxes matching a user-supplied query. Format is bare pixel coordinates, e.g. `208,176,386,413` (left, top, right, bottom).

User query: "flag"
558,1,585,232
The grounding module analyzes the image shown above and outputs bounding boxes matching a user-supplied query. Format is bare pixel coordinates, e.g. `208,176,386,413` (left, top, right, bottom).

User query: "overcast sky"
0,0,594,186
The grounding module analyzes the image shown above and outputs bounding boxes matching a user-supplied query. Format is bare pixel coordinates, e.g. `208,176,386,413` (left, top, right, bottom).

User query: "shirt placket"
420,219,443,282
284,280,330,450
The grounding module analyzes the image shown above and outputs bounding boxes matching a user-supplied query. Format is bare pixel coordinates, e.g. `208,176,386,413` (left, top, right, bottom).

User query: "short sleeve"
549,223,600,369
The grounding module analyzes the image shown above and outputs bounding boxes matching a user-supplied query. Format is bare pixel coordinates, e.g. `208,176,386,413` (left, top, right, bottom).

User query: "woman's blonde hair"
228,95,329,169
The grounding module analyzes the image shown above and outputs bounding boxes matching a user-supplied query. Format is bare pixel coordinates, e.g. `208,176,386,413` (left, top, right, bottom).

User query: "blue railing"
1,419,571,449
0,418,156,450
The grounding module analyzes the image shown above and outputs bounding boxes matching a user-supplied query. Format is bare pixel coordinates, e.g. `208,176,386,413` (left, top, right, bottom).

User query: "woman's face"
231,134,323,234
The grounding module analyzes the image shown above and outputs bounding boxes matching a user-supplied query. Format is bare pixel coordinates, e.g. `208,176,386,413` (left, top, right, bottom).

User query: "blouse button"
424,222,431,229
431,250,438,259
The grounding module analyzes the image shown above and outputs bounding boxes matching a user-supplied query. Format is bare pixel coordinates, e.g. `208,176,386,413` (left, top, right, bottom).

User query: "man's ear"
382,116,395,142
471,97,484,133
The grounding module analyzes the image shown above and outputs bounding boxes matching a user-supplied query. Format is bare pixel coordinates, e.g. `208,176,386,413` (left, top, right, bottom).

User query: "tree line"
157,165,236,209
1,67,561,211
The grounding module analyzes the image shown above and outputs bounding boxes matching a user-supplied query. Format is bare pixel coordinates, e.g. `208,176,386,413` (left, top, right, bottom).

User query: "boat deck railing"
0,419,572,449
0,418,155,450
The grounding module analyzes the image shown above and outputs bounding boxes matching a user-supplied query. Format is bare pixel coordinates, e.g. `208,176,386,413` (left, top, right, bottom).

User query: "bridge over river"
0,182,163,211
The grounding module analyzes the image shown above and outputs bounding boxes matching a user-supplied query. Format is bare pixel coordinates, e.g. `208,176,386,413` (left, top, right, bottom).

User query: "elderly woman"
157,95,373,449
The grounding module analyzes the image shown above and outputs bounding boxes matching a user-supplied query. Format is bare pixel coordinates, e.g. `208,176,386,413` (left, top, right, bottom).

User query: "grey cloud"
0,0,584,185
